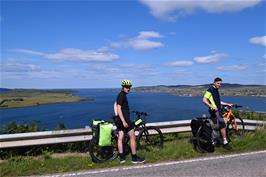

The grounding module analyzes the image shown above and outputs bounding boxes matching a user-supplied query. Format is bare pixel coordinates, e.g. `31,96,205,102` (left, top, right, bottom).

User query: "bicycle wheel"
226,117,245,140
196,125,214,153
88,137,118,163
137,126,164,152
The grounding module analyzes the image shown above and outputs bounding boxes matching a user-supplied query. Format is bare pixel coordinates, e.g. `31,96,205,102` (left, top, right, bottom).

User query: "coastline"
0,90,94,109
133,84,266,97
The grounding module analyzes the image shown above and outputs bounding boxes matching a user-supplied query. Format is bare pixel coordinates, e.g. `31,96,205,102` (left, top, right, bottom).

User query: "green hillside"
0,89,94,108
134,84,266,97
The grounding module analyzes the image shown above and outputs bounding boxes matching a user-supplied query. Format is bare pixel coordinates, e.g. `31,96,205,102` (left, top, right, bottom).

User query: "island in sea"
0,89,94,108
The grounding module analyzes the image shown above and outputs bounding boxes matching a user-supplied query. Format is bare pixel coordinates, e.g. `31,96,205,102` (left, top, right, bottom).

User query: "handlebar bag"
134,118,143,126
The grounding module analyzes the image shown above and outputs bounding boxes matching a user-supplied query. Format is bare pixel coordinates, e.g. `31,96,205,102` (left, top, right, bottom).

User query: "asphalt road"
40,150,266,177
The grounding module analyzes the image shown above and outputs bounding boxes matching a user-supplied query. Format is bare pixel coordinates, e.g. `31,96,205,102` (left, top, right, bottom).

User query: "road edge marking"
40,150,266,177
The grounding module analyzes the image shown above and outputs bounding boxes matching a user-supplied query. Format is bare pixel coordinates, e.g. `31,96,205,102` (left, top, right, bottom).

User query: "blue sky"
1,0,265,88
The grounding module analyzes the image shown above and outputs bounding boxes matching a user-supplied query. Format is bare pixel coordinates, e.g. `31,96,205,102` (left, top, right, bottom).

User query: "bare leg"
127,129,136,154
220,127,226,139
216,111,228,142
118,131,124,153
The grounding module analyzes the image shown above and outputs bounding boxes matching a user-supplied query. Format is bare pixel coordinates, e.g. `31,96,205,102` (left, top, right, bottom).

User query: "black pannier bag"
191,117,215,153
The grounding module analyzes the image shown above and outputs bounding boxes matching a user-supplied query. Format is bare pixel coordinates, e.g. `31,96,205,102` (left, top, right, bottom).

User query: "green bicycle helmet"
121,79,132,87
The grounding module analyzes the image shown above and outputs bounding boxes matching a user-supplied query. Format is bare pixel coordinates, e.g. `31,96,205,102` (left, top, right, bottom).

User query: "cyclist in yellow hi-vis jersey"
203,77,233,150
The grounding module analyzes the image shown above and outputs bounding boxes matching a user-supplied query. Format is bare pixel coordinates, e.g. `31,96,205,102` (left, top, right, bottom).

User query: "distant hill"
134,84,266,97
149,83,263,88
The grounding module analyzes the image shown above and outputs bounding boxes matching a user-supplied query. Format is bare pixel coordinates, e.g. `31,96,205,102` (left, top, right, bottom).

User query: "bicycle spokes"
139,136,160,151
226,117,245,141
89,137,118,163
137,127,164,152
93,146,115,160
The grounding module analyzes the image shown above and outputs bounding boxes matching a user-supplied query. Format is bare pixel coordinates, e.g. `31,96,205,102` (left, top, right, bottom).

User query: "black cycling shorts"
113,116,134,133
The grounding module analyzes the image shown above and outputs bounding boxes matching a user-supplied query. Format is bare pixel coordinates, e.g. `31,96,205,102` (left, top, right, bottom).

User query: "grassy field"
0,90,93,108
235,111,266,121
1,127,265,177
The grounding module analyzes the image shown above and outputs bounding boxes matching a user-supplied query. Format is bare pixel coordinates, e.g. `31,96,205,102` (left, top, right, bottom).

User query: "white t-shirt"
114,101,118,116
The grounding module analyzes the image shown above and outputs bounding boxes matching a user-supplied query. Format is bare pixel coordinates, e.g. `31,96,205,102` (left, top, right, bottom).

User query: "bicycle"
222,104,245,140
88,111,164,163
192,104,245,153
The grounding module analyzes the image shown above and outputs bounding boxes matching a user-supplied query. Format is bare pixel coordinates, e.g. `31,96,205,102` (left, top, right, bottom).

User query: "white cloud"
87,63,160,79
11,49,44,55
217,64,248,71
44,48,119,61
27,71,62,79
111,31,164,50
128,39,163,50
2,70,63,80
140,0,261,21
12,48,119,62
97,46,110,53
0,62,41,72
194,52,227,64
170,70,192,77
167,60,193,66
249,36,266,46
137,31,162,39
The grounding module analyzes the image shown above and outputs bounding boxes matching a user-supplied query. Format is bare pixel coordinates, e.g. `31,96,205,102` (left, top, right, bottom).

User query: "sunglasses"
124,86,132,89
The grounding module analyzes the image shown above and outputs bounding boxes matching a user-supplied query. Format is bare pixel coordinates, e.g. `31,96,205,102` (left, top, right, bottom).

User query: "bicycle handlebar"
132,111,149,117
233,104,242,108
222,104,242,109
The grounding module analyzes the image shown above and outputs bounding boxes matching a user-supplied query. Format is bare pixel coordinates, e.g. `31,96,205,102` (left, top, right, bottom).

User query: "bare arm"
116,104,128,128
203,97,217,111
221,101,233,107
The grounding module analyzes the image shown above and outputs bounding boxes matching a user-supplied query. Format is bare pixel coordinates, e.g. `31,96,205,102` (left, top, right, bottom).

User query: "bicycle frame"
111,113,156,154
223,107,239,131
89,111,163,162
112,112,147,141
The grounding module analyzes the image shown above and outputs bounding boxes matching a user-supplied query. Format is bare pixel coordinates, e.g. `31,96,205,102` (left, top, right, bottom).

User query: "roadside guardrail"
0,119,265,148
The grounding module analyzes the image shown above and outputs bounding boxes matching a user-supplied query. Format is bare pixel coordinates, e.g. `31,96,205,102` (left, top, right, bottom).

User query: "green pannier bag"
92,119,104,139
98,122,113,146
